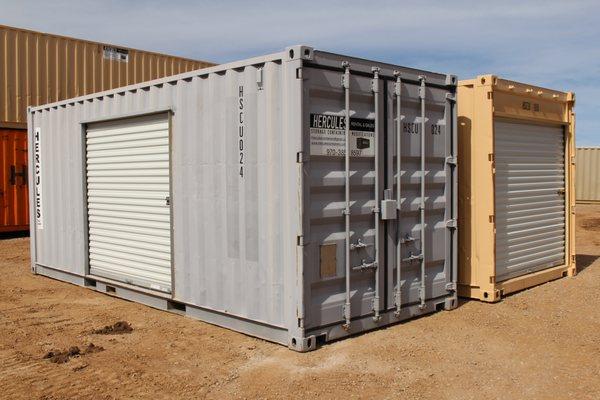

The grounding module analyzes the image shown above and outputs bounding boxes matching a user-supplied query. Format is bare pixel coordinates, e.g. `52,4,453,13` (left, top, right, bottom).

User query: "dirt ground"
1,206,599,400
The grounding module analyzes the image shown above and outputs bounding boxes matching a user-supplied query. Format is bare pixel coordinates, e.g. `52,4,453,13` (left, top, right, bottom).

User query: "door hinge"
165,196,171,206
489,215,495,223
297,235,305,246
445,282,457,292
488,153,495,162
296,67,303,80
446,156,457,166
446,219,457,229
296,151,305,163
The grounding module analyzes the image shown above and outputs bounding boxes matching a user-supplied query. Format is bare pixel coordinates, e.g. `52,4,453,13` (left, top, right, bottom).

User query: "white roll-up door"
86,113,172,293
494,120,566,281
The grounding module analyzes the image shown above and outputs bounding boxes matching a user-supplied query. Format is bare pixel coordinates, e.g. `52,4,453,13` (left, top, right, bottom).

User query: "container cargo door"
494,120,566,281
0,129,29,232
384,78,456,313
303,66,385,329
85,114,172,293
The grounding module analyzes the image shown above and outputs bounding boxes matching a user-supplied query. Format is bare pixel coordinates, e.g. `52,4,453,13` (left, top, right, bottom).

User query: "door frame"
492,118,568,282
80,109,175,295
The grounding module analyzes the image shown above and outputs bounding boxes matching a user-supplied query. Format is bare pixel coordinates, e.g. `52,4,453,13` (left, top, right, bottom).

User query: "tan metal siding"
458,75,576,302
0,24,213,127
576,147,600,203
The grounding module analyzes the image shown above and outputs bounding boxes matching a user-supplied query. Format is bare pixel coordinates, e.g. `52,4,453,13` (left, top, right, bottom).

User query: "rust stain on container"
0,24,214,128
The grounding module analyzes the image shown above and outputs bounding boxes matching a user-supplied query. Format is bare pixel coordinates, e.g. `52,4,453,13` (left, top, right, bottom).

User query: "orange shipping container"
1,129,28,232
0,24,214,232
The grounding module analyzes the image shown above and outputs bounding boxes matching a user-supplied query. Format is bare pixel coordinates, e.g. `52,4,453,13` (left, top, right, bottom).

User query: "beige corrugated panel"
0,24,214,127
576,147,600,203
458,75,576,302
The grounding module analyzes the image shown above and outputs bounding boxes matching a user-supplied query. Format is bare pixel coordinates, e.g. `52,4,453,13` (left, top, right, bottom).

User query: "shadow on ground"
0,231,29,241
576,254,599,273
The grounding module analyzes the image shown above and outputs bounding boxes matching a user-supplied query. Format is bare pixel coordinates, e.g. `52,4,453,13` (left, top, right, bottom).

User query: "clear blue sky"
2,0,598,145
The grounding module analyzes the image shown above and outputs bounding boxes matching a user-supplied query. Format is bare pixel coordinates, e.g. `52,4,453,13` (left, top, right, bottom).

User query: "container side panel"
457,84,474,286
0,24,213,126
30,58,292,328
31,105,86,273
576,148,600,202
494,121,566,281
171,61,289,326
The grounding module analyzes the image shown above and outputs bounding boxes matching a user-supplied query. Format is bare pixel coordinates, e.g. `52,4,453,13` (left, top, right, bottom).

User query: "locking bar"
371,66,381,322
393,70,403,317
341,61,352,330
418,75,427,310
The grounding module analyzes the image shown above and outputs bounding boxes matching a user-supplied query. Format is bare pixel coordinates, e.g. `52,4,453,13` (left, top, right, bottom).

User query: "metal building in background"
458,75,576,302
576,147,600,204
0,24,213,232
28,46,458,351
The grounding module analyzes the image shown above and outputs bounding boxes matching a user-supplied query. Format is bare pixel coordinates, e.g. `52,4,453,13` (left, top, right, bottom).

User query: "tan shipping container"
576,147,600,204
0,24,213,232
458,75,576,302
0,24,214,128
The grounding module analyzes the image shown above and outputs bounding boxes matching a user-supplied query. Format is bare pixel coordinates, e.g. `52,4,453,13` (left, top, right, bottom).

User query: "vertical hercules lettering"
34,127,43,229
239,85,245,178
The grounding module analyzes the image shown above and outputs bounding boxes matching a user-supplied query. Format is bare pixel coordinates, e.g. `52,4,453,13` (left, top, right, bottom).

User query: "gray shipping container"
28,46,457,351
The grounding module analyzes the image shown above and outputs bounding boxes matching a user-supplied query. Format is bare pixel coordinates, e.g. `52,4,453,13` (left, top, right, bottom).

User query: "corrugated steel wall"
0,24,213,127
29,58,296,330
576,147,600,203
0,128,28,231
